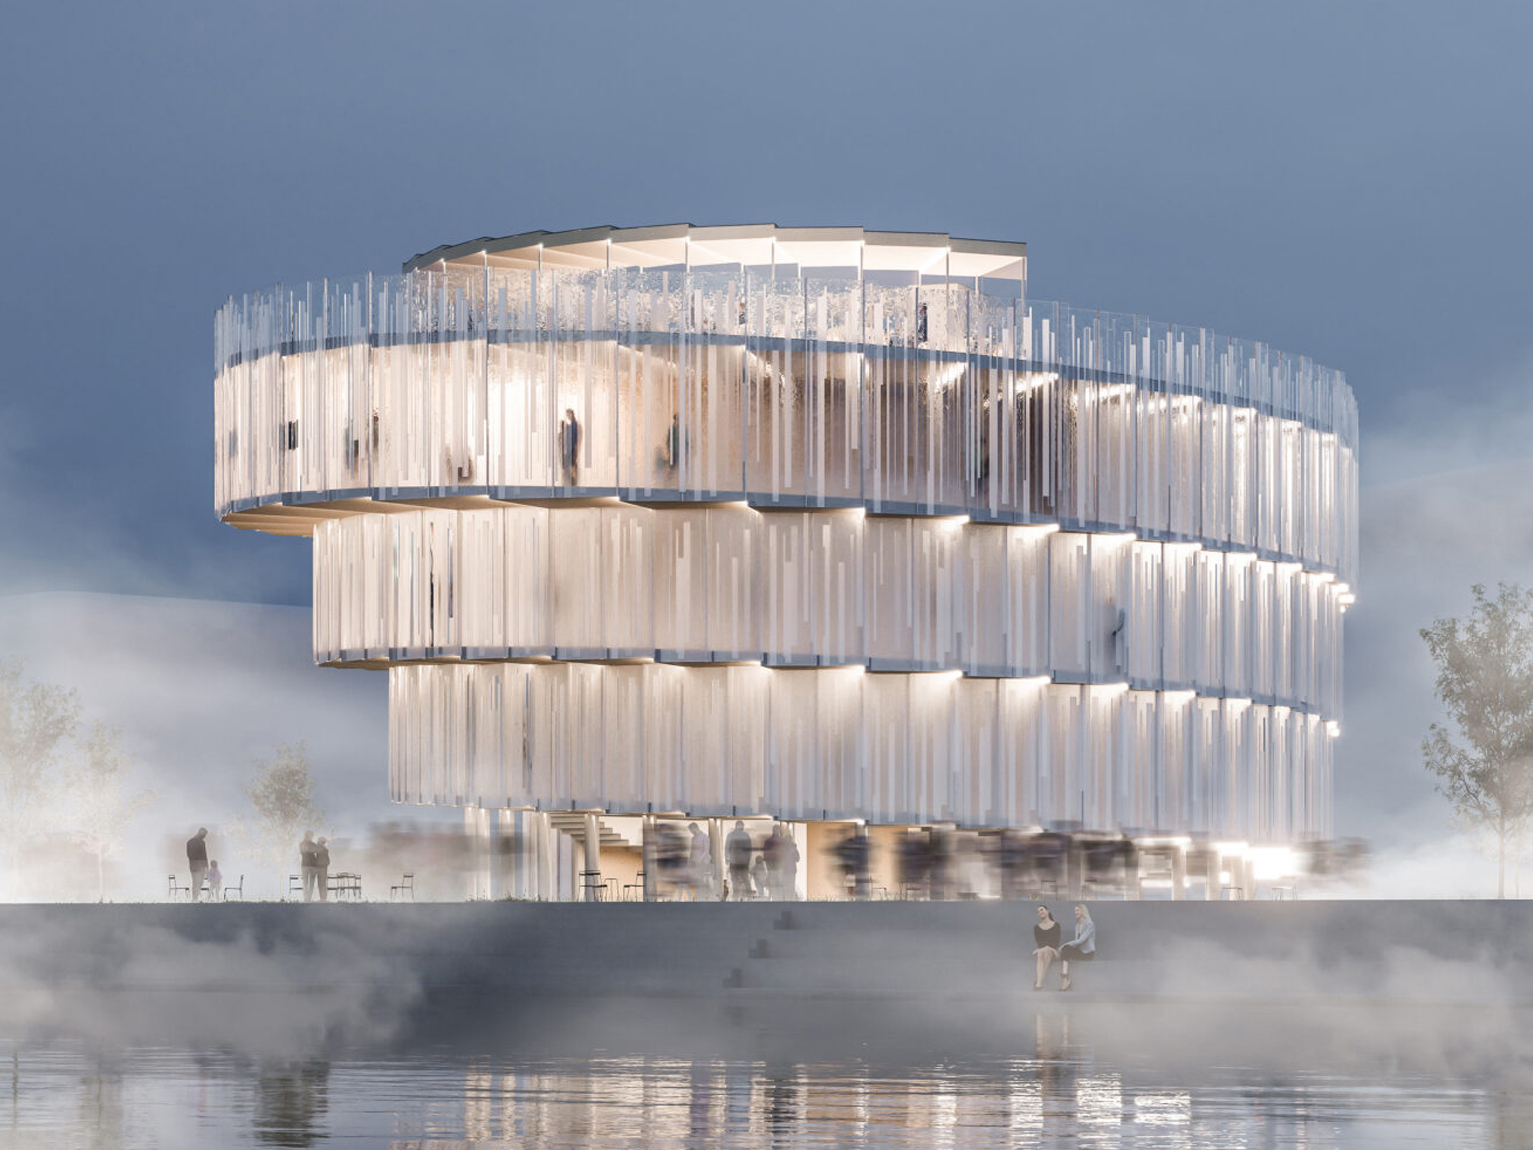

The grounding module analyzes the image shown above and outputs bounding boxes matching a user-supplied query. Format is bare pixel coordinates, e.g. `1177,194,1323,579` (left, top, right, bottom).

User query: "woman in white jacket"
1057,904,1095,991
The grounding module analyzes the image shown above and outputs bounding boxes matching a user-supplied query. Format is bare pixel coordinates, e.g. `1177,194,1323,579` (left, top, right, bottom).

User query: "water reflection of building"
251,1061,330,1148
379,1054,1205,1148
215,224,1357,899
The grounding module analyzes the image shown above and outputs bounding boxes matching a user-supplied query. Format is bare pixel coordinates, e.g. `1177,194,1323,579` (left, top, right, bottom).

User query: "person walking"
1058,904,1096,991
762,827,782,901
725,821,753,901
687,821,712,900
299,831,318,901
315,837,331,903
186,828,209,901
779,826,800,901
206,860,224,901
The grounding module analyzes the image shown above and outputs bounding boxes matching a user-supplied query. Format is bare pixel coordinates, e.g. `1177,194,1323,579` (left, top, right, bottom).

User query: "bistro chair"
390,872,414,901
222,874,244,901
168,874,189,900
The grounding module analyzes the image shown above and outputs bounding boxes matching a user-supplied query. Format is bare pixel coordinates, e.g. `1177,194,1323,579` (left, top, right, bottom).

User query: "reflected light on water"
0,1045,1518,1149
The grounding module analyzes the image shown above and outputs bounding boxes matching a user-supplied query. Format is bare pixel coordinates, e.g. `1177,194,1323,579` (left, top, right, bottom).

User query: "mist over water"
2,1037,1525,1148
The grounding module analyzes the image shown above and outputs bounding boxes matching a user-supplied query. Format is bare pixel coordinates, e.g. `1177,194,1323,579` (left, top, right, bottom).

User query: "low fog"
0,592,460,902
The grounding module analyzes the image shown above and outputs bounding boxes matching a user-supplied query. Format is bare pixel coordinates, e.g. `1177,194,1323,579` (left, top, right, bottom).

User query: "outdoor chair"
579,869,606,900
167,874,188,900
288,873,304,900
390,872,414,900
222,874,244,900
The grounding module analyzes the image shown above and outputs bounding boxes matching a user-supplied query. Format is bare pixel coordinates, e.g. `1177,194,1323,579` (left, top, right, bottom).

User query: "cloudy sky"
1,1,1530,892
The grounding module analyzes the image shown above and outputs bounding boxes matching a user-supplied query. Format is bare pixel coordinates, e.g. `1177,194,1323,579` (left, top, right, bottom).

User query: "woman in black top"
1032,905,1062,990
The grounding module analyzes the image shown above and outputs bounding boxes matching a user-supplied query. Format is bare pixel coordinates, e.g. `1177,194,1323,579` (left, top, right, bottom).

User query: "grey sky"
2,1,1531,862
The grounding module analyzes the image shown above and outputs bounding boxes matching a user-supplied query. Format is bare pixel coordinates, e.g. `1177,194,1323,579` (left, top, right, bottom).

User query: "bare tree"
1421,583,1533,898
62,724,155,902
0,660,80,897
237,743,326,896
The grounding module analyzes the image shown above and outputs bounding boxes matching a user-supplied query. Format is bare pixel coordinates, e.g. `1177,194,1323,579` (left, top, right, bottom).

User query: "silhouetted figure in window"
916,302,929,344
725,821,753,900
663,414,688,474
186,828,209,901
315,837,331,903
559,408,580,487
300,831,319,902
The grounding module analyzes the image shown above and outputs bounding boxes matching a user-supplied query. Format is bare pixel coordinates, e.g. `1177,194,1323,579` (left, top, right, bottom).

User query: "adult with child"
1031,904,1062,990
1058,904,1095,991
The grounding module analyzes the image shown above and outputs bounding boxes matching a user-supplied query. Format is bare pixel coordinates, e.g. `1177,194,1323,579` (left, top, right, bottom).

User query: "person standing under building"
778,825,800,901
762,827,782,900
315,836,331,903
186,828,209,901
725,821,753,901
687,821,712,900
299,831,318,901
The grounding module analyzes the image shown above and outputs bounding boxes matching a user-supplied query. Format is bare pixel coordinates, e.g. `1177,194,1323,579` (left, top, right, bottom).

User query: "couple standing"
300,831,330,901
1032,904,1095,991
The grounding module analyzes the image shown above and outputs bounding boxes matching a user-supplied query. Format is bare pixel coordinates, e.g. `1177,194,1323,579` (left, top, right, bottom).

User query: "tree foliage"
0,659,80,895
238,743,326,893
62,724,155,901
1421,583,1533,898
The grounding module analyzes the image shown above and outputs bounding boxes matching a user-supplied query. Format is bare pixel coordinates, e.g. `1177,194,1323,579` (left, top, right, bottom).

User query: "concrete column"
464,808,483,900
535,811,554,901
486,810,502,901
508,809,527,901
709,818,725,900
641,816,657,902
1170,846,1186,901
1206,851,1221,900
583,813,601,901
1243,857,1258,901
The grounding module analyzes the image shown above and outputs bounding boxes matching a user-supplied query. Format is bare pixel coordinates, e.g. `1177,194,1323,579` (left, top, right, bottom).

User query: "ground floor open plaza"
460,810,1355,903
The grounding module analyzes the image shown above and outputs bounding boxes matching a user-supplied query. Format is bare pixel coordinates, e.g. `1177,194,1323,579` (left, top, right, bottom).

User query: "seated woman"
1031,905,1062,991
1058,904,1095,991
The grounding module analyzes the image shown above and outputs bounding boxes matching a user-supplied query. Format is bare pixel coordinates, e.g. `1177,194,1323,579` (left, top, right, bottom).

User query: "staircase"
544,811,640,849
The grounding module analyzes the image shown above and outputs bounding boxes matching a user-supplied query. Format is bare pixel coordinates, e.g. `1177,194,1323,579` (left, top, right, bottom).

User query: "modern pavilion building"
214,224,1357,899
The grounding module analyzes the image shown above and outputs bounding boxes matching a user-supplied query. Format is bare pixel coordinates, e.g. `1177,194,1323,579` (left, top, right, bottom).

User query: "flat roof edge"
404,224,1027,275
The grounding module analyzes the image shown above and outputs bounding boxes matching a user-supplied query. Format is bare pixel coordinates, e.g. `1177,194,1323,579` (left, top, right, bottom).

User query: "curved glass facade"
313,507,1343,717
215,269,1357,580
216,228,1356,845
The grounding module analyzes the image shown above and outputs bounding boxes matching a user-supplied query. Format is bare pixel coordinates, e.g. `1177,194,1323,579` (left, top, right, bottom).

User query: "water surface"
2,1041,1525,1149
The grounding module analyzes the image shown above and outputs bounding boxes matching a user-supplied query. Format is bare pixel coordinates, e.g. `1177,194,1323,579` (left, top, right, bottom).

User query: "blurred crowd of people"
652,820,801,900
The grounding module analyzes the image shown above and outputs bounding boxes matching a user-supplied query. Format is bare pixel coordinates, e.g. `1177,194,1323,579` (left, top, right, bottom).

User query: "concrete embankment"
0,901,1529,1063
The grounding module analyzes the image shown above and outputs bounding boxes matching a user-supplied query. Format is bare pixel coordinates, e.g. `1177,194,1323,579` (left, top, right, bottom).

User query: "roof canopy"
404,223,1027,281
